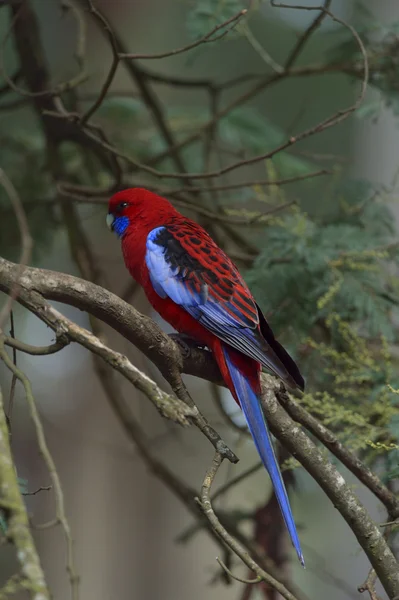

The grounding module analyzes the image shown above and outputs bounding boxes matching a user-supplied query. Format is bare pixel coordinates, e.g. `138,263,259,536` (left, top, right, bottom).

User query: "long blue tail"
222,346,305,566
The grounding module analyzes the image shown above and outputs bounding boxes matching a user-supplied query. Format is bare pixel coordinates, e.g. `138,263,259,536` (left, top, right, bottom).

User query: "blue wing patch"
146,227,203,308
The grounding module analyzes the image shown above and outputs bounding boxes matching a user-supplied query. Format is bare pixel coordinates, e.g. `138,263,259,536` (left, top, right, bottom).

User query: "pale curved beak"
106,213,115,231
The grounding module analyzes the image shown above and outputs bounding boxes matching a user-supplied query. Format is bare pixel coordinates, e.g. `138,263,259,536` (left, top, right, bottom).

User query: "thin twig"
216,556,261,584
242,21,283,73
7,311,17,428
118,10,247,60
23,486,52,496
4,335,70,355
358,568,382,600
164,169,329,195
58,183,297,226
358,523,393,600
83,3,191,178
284,1,332,71
198,452,300,600
80,0,119,124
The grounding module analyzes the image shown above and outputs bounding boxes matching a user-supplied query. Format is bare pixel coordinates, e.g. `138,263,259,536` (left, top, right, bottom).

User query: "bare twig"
198,452,299,600
7,310,17,427
80,0,119,124
358,568,383,600
358,522,393,600
4,334,70,355
164,169,329,195
0,65,21,95
284,1,332,71
118,10,247,60
81,2,191,178
23,486,52,496
57,183,297,226
242,21,283,73
216,556,261,584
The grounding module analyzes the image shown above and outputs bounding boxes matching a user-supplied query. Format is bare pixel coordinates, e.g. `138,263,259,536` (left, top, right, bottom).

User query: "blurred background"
1,1,399,599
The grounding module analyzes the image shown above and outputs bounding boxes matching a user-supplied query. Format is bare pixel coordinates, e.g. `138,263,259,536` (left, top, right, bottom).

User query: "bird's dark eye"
116,201,129,212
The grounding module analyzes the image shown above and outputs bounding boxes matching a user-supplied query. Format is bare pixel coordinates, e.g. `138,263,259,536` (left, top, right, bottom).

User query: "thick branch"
0,257,222,384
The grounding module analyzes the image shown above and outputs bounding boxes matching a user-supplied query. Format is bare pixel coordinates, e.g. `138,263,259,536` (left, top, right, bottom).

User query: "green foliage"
248,178,399,342
246,173,399,469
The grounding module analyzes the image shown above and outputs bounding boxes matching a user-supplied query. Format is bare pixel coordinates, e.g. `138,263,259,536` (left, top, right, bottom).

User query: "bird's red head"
106,188,175,238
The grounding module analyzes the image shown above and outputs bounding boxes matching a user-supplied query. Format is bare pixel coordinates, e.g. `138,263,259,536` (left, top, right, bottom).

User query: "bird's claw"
168,333,207,358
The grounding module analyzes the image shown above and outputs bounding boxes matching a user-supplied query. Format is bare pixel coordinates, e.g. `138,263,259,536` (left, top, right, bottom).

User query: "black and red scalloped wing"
145,219,303,389
166,219,259,328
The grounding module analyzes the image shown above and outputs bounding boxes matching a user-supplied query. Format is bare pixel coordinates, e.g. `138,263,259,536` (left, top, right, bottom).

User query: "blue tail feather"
223,347,305,567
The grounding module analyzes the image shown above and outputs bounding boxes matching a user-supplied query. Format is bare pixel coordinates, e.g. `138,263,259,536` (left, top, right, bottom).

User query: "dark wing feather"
145,221,303,389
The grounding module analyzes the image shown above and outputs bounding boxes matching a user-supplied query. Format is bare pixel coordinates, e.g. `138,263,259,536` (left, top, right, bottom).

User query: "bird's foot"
168,333,207,358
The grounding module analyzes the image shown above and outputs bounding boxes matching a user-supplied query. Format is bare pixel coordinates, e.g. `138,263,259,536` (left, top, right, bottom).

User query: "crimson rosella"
107,188,305,565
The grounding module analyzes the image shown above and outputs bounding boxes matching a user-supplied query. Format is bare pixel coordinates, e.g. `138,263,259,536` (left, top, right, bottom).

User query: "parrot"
106,187,305,566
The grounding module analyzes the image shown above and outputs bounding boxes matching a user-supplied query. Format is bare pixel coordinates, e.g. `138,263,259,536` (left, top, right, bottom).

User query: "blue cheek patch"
114,216,129,238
